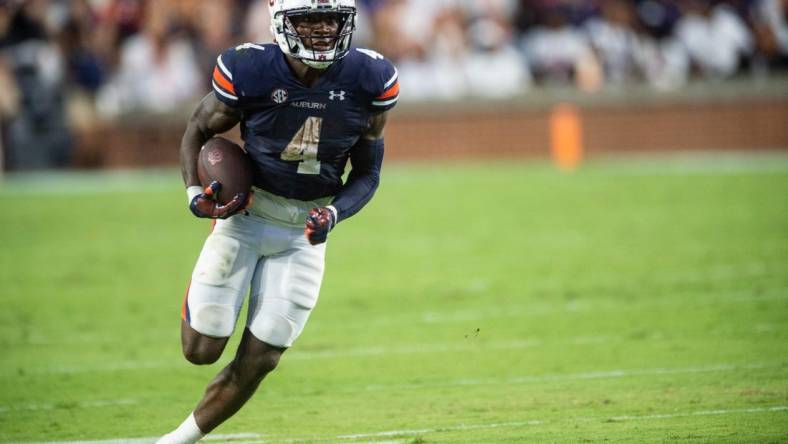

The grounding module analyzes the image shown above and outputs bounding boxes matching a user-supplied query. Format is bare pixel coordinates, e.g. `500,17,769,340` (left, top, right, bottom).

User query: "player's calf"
232,334,284,383
191,329,285,433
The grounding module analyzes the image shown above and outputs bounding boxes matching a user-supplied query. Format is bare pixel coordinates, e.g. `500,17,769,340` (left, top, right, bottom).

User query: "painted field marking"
29,433,261,444
202,435,262,442
27,406,788,443
13,283,787,349
10,361,181,376
288,338,545,360
608,405,788,422
6,335,784,378
357,362,784,393
3,336,593,376
21,283,782,351
0,399,137,413
369,289,788,327
338,441,404,444
6,284,786,376
335,420,543,440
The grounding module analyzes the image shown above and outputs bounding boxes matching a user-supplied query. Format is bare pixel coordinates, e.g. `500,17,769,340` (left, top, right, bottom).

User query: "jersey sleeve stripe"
213,67,235,95
372,96,399,107
217,55,233,81
375,80,399,100
212,80,238,100
383,68,399,89
213,66,236,94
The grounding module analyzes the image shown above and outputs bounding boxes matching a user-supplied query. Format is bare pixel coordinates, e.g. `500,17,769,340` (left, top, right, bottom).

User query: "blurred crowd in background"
1,0,787,169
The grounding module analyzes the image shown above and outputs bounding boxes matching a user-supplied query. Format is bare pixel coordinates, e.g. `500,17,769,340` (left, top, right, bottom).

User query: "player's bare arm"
180,93,245,219
180,93,242,187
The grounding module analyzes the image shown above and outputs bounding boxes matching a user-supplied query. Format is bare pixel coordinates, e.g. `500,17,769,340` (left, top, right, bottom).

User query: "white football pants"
182,188,330,348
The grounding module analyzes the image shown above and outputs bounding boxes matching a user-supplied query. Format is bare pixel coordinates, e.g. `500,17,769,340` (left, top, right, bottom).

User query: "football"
197,137,254,205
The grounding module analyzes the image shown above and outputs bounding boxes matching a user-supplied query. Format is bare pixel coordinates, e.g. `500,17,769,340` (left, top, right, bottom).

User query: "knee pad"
249,312,300,348
188,300,236,338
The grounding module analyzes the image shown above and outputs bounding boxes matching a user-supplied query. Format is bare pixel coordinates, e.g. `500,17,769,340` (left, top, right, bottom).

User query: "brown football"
197,137,254,205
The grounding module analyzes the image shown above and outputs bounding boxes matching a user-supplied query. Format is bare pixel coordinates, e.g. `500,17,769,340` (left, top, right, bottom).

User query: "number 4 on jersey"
281,117,323,175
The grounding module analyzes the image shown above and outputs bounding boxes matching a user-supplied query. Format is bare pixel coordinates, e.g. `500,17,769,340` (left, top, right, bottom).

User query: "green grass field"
1,153,787,443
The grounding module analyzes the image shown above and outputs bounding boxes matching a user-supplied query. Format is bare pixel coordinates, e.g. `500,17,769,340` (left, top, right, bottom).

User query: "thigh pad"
193,234,242,287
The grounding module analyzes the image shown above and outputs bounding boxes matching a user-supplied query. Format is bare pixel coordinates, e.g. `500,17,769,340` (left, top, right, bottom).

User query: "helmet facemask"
274,8,356,69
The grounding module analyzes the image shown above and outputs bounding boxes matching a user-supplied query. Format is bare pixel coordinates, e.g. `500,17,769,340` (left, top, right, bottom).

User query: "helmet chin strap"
302,59,334,70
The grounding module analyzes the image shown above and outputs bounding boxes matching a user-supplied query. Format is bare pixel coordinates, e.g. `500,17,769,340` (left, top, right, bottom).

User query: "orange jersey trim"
182,279,192,321
213,66,235,94
376,81,399,100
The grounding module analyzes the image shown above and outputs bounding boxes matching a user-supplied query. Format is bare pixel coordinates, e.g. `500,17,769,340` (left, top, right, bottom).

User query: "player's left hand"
305,207,336,245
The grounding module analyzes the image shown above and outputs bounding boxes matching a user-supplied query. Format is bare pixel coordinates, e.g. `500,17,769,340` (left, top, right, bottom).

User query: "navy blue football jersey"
211,43,399,201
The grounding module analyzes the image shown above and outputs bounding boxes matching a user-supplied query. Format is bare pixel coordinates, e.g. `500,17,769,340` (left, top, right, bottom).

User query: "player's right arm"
180,93,244,218
181,92,241,188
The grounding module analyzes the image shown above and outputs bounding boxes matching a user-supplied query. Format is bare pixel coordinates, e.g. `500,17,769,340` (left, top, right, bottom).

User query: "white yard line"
9,362,777,415
24,406,788,444
3,337,587,376
357,362,782,393
288,338,545,360
372,289,788,326
202,435,262,442
5,361,182,376
4,287,785,378
21,286,786,351
7,341,784,381
608,405,788,421
334,421,543,440
5,363,780,415
28,434,261,444
0,399,137,413
35,439,153,444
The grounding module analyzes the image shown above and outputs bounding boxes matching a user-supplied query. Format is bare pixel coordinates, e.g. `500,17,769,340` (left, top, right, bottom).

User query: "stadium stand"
0,0,786,170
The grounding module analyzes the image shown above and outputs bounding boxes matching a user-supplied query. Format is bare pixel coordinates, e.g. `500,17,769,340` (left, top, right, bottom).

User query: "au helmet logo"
329,90,346,101
271,88,289,104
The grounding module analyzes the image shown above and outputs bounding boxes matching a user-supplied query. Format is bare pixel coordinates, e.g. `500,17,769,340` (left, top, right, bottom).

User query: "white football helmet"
269,0,357,69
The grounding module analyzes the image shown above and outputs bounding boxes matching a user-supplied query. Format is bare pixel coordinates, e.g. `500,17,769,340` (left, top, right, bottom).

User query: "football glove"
189,181,249,219
304,207,336,245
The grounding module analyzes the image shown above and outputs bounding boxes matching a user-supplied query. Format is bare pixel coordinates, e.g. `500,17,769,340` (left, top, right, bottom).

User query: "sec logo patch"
271,88,289,104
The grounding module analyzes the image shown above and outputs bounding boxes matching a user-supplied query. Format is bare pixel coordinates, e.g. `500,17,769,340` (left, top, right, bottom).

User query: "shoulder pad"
212,47,241,106
211,44,271,106
355,48,399,113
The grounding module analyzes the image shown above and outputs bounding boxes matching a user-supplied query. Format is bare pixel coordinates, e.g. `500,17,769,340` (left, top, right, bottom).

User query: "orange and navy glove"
305,206,337,245
188,181,249,219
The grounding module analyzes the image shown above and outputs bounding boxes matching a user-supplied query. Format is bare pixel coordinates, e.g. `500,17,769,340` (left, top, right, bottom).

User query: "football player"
157,1,399,442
